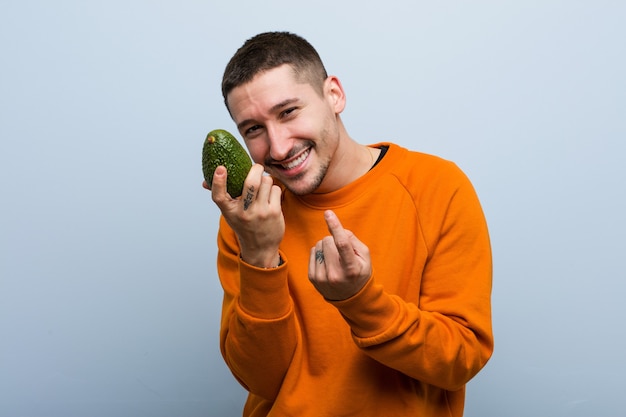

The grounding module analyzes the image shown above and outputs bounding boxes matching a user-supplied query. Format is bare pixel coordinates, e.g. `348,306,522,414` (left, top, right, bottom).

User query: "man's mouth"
280,148,310,170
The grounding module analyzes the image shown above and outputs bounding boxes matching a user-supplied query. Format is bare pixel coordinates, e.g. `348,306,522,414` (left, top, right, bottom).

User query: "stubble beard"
269,141,331,196
286,156,329,196
270,124,336,196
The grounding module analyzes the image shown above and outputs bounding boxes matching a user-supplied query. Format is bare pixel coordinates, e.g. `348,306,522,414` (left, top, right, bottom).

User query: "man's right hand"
209,164,285,268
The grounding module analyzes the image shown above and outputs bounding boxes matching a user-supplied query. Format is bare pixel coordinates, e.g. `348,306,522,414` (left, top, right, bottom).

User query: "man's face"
227,64,342,195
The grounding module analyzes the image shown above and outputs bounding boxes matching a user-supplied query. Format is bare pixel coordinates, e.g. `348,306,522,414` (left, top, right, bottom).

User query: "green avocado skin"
202,129,253,198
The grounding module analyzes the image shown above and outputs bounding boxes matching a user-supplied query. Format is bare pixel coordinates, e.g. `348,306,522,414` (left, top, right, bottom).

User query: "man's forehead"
228,69,314,118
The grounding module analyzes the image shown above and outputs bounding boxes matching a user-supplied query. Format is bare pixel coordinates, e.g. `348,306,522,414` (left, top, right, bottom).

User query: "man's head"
222,31,328,112
223,32,357,196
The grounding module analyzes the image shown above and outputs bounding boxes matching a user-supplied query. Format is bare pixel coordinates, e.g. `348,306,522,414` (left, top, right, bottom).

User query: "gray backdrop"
1,1,624,416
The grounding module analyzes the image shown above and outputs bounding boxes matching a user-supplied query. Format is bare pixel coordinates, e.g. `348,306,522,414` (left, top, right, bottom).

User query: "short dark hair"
222,31,328,110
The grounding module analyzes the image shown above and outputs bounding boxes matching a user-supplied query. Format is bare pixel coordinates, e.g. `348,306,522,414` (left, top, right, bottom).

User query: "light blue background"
1,1,624,416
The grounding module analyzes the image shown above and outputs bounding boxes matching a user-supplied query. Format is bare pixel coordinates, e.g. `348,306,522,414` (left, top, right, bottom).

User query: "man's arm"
217,218,297,400
316,170,493,390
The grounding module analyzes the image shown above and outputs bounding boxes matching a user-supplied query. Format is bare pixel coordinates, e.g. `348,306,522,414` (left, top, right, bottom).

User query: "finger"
240,164,265,210
269,184,283,206
308,243,325,281
321,235,341,267
255,174,275,204
308,246,317,278
323,210,356,263
343,230,369,260
211,166,230,206
202,180,210,190
316,244,328,266
324,209,345,237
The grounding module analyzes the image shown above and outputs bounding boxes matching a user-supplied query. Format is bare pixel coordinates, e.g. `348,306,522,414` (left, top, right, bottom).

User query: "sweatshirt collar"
288,142,402,209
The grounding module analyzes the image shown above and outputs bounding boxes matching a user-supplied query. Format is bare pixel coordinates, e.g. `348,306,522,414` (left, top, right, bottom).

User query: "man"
204,31,493,416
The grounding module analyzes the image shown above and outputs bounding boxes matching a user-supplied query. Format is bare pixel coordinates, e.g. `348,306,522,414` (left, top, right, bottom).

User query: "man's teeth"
282,149,309,169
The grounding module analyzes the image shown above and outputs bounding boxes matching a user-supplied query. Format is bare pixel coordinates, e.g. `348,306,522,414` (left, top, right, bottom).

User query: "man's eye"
245,125,262,136
281,107,297,118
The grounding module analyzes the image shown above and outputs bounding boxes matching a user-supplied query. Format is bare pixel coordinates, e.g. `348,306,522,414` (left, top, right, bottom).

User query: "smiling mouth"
279,148,310,170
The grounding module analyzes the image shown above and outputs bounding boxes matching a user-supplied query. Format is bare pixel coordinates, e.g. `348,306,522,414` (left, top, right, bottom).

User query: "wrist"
240,251,283,269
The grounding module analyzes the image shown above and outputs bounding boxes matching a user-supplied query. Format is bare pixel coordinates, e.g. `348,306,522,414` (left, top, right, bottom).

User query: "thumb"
211,166,232,205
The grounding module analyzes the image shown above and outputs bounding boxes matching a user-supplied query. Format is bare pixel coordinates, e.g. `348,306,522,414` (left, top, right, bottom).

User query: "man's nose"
267,124,291,161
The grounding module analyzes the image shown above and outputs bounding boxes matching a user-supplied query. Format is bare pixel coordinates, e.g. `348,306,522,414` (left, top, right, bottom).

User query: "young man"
204,31,493,416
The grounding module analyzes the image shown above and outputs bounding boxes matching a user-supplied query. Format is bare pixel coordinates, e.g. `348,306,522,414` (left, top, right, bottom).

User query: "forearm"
221,290,298,399
331,277,493,391
217,226,297,399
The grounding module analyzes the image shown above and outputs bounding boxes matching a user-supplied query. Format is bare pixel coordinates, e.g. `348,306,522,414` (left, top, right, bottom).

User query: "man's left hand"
308,210,372,301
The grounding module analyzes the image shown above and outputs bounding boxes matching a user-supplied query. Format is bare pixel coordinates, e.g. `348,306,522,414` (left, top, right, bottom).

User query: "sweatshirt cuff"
329,275,400,340
238,251,291,319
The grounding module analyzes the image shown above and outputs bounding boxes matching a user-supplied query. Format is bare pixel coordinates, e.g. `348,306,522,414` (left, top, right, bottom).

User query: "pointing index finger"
324,210,355,261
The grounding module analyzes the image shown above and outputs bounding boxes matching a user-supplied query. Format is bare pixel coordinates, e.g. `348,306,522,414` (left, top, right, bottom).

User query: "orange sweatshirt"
216,143,493,417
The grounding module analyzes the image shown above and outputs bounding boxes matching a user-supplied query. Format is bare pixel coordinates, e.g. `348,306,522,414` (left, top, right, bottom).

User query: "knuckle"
211,192,224,205
326,271,342,285
334,239,350,253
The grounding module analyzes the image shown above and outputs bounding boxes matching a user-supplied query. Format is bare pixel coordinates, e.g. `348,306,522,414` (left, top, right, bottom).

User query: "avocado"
202,129,253,198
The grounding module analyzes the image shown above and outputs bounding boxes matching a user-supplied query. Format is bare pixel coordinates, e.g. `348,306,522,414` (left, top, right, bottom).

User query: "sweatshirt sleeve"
330,163,493,391
216,216,298,400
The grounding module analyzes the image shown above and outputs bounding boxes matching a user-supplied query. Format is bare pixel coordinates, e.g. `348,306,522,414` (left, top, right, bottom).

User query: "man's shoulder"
377,142,460,175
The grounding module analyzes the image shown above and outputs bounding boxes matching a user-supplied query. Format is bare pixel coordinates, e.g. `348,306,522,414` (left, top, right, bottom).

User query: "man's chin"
283,182,315,196
274,165,325,196
281,176,320,196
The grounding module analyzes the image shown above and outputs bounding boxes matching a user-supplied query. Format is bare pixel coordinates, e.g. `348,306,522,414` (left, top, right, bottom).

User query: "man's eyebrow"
237,98,300,131
237,118,255,131
270,98,299,113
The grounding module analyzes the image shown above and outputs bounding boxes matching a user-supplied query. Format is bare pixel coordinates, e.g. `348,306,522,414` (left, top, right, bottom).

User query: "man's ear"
325,75,346,114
